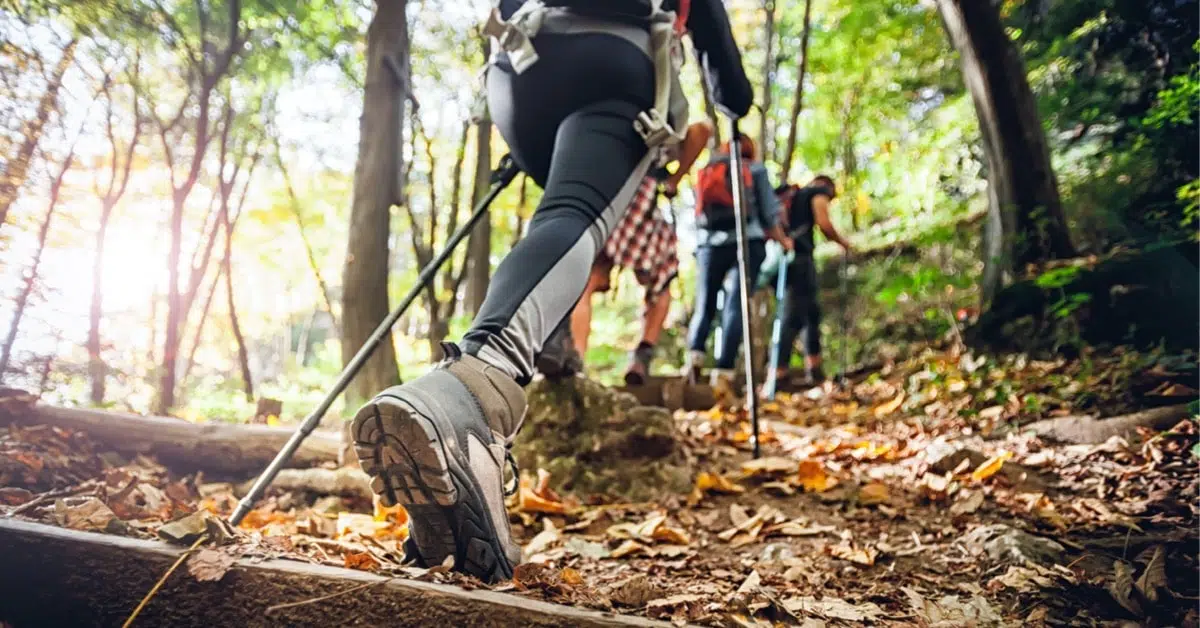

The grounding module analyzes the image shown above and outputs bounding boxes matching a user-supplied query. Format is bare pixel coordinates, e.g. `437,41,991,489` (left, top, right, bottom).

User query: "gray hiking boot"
535,323,582,380
351,343,525,583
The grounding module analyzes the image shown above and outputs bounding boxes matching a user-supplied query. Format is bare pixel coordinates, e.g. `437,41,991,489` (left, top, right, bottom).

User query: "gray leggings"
460,33,656,385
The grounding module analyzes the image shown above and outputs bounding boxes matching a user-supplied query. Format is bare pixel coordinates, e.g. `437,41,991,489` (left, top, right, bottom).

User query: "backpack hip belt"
481,0,688,152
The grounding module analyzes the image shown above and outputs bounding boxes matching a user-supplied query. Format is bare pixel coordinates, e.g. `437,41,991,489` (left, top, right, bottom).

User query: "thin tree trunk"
779,0,814,178
933,0,1074,301
0,39,77,232
180,267,222,385
443,121,470,303
154,0,242,414
222,207,253,401
88,70,143,404
341,0,408,404
0,148,76,376
757,0,777,157
698,69,722,148
274,137,336,320
465,119,493,317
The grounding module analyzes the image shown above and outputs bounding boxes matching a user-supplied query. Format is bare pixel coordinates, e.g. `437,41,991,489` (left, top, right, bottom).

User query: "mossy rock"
514,377,691,502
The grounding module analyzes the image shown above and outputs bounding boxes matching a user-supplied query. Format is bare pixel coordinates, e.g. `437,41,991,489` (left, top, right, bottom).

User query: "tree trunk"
465,120,493,317
779,0,814,178
222,199,254,401
933,0,1075,297
0,403,343,475
698,69,723,148
154,2,243,414
0,39,77,232
181,267,222,385
512,175,529,249
0,148,75,377
341,0,408,405
757,0,777,157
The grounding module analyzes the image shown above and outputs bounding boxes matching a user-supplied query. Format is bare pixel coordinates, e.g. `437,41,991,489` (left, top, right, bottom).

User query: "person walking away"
539,120,714,385
773,175,852,386
349,0,753,583
683,135,790,386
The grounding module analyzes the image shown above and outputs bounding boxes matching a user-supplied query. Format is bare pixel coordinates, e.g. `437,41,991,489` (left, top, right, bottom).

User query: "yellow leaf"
873,391,905,418
373,498,408,525
696,471,745,494
611,539,650,559
794,460,839,493
971,451,1014,482
857,482,890,506
652,525,691,545
850,441,893,461
265,414,281,427
829,542,878,566
560,567,584,586
519,485,567,514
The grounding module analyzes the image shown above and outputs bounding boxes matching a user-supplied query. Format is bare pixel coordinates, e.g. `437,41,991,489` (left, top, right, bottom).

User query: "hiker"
538,120,714,385
683,134,790,385
771,175,853,385
349,0,753,583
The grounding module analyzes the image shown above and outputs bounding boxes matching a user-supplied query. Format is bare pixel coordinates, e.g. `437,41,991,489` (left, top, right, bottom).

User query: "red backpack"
694,155,753,230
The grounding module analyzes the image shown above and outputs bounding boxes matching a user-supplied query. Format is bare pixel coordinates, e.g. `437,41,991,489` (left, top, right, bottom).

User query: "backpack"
694,155,753,231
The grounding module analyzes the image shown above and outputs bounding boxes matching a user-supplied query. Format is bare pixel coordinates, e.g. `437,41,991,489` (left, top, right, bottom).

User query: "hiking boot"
805,365,827,386
623,342,655,386
535,324,582,380
351,343,525,583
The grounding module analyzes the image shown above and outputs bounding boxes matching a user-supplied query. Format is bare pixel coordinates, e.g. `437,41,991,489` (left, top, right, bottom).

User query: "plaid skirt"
601,176,679,305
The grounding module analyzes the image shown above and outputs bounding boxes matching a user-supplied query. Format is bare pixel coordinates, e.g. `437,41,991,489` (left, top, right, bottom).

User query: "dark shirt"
785,185,834,255
500,0,753,117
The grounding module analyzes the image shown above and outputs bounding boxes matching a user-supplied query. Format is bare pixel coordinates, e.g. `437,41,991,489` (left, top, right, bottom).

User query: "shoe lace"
503,448,520,497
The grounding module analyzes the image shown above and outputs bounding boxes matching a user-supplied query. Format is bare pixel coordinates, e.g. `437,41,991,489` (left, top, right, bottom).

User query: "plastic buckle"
634,109,672,148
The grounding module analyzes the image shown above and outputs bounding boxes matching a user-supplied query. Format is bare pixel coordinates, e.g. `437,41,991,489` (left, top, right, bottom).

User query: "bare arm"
664,121,714,194
812,195,852,251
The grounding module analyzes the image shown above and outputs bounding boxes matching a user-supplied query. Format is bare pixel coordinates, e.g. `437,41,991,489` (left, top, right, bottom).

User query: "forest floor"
1,346,1197,627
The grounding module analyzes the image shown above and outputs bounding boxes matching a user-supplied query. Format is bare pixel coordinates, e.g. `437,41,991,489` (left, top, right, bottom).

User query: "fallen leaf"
794,461,838,493
611,539,651,559
523,518,562,560
56,498,119,532
903,587,1004,626
563,537,611,559
783,596,884,622
920,473,952,502
187,548,236,582
736,570,761,594
0,487,34,505
873,391,905,418
857,482,890,506
343,551,380,572
987,565,1058,593
158,512,210,544
829,542,878,566
971,451,1013,482
741,456,797,478
651,524,691,545
1108,560,1144,617
336,512,403,540
609,574,660,607
1135,546,1167,604
646,593,704,611
533,468,562,503
761,481,796,496
950,490,985,515
729,503,750,527
518,484,567,515
560,567,583,586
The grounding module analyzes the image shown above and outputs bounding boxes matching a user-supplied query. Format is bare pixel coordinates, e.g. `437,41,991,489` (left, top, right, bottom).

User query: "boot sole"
351,396,515,583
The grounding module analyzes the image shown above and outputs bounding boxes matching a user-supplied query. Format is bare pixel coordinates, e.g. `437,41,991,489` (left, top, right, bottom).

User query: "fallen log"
0,518,667,627
235,467,373,501
0,403,343,476
1024,404,1194,444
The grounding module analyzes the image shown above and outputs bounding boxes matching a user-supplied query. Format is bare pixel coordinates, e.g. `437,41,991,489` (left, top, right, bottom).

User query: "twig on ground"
122,534,208,628
265,579,392,614
6,482,97,517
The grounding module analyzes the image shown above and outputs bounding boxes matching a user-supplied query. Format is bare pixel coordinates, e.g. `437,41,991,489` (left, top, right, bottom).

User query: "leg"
352,34,656,583
684,246,731,379
625,284,672,385
569,261,609,356
715,240,766,370
799,260,824,380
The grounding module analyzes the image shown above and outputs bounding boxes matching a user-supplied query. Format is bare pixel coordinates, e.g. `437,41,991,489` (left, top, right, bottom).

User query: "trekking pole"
726,119,762,458
839,249,851,388
763,249,791,400
230,154,521,527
